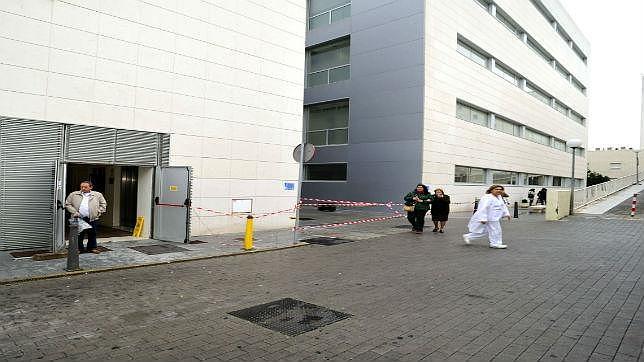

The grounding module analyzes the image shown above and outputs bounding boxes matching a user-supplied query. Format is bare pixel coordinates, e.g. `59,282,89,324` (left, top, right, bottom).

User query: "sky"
559,0,644,149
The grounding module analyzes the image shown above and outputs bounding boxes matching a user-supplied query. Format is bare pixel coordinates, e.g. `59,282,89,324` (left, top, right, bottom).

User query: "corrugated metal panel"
0,119,63,251
160,134,170,167
66,125,116,164
115,129,158,165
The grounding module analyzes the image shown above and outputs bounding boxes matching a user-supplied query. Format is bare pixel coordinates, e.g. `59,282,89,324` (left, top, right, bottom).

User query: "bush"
587,170,610,186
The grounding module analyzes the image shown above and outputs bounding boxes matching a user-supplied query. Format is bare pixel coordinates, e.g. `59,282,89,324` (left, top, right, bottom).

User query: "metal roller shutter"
0,118,64,251
115,129,158,166
160,134,170,166
66,125,116,164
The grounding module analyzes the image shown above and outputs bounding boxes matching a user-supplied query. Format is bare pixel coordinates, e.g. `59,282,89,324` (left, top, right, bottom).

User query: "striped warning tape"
294,213,405,230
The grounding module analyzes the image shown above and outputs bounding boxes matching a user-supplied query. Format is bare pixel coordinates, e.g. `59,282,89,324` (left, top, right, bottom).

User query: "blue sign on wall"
283,182,295,191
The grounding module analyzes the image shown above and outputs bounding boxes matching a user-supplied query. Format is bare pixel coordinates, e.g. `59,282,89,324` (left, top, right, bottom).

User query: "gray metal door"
0,118,64,251
53,161,67,252
153,167,191,242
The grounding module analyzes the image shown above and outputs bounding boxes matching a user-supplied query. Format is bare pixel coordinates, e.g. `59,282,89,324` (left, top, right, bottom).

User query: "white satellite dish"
293,143,315,162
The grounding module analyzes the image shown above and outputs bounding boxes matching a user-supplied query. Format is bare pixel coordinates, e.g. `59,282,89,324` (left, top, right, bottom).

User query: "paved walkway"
1,212,642,361
0,207,422,284
577,183,644,215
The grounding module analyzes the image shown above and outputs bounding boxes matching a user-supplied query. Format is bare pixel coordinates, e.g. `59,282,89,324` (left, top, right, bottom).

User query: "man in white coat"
463,185,511,249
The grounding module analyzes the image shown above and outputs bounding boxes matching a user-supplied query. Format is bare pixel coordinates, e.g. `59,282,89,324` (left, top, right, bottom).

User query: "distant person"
527,189,536,206
403,184,431,233
537,188,547,205
463,185,511,249
430,188,450,233
65,181,107,254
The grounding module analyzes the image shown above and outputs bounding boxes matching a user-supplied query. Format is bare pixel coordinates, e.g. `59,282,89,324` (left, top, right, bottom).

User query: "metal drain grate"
302,237,354,246
129,244,190,255
229,298,351,336
393,224,412,229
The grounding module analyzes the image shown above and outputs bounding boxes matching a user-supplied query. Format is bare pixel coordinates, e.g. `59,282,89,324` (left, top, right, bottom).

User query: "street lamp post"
634,149,641,185
566,139,583,215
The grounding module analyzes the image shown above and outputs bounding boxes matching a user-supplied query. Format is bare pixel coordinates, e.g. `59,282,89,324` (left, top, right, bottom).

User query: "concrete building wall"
423,0,588,208
303,0,426,203
0,0,306,234
587,149,639,179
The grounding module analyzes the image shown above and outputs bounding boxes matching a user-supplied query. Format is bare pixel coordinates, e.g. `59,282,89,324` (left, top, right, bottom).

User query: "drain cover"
129,244,190,255
393,224,412,229
188,240,207,244
229,298,351,336
302,237,354,246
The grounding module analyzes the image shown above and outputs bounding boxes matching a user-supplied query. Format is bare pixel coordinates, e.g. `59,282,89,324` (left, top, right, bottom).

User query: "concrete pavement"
0,211,642,361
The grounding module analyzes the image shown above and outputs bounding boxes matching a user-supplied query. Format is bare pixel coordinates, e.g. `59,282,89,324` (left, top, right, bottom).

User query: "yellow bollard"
243,215,254,250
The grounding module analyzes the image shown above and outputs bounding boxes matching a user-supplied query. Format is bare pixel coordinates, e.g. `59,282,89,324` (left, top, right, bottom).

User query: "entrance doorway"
65,164,153,241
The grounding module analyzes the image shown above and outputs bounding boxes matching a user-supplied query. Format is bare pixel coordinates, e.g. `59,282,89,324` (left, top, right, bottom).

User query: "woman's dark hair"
416,183,429,194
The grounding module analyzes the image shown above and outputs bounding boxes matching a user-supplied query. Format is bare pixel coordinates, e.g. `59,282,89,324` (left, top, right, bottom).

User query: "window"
454,166,485,183
496,9,519,35
492,170,518,185
530,0,587,64
305,163,347,181
569,111,584,125
493,62,518,85
554,62,569,80
457,40,488,67
525,82,551,105
456,102,488,127
572,78,586,94
527,37,552,64
524,128,550,146
553,139,566,152
475,0,489,9
609,162,622,170
554,101,568,116
552,176,562,186
307,38,350,87
308,0,351,30
528,174,546,186
575,178,584,188
494,117,521,136
306,101,349,146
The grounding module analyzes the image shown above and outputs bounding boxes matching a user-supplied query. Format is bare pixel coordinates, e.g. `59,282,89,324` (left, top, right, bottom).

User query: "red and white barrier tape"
294,213,405,230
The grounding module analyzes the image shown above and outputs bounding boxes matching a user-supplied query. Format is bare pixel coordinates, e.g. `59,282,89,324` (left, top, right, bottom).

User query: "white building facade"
0,0,305,250
302,0,589,208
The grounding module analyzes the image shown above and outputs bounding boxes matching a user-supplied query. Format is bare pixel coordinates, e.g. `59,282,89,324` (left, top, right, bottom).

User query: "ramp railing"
573,172,643,210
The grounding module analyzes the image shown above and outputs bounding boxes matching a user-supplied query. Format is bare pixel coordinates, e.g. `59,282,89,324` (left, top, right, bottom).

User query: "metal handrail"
573,172,643,210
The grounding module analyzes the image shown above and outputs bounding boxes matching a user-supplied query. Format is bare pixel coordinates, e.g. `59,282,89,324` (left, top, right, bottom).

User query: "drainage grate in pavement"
228,298,351,336
129,244,190,255
188,240,207,244
10,250,50,258
393,224,412,229
301,237,354,246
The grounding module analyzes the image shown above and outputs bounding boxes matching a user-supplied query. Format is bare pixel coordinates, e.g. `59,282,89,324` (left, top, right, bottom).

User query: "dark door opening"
119,166,138,229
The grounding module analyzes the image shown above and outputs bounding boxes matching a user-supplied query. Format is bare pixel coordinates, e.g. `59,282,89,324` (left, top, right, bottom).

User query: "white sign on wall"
232,199,253,214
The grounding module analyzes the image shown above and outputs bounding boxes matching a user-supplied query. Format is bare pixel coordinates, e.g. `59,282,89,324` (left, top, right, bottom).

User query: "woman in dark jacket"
430,188,450,233
404,184,431,233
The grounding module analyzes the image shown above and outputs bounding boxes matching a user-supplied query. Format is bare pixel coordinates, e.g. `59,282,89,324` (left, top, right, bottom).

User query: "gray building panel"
303,0,426,204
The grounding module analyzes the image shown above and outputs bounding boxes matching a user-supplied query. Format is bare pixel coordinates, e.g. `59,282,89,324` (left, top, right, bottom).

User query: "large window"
307,38,350,87
569,111,584,125
305,163,347,181
492,170,518,185
527,37,552,64
554,100,568,116
495,9,519,35
306,101,349,146
493,62,518,85
308,0,351,30
553,139,566,152
528,174,546,186
572,78,586,94
552,176,563,186
454,166,485,183
457,40,488,67
525,82,551,106
554,62,570,81
524,128,550,146
456,102,488,127
494,117,521,136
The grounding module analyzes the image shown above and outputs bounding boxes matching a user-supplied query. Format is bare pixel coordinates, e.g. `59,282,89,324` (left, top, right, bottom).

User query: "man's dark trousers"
77,219,97,251
407,210,428,231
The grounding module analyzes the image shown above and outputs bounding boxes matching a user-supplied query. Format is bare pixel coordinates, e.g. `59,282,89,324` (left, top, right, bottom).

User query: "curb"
0,243,308,286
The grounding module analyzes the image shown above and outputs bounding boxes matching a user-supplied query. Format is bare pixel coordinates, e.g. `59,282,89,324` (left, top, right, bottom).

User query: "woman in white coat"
463,185,511,249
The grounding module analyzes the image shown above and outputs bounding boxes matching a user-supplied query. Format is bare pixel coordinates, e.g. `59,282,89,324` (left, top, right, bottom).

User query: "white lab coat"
465,194,510,246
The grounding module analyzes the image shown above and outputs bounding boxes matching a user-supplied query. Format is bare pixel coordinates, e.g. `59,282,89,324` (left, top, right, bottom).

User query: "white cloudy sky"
559,0,644,149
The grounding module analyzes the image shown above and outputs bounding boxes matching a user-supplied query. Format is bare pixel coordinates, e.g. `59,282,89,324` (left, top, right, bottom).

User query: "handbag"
403,204,414,212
